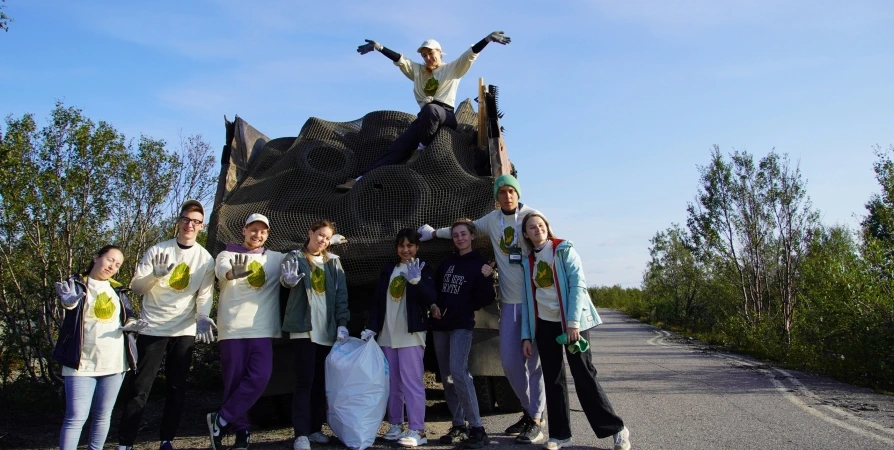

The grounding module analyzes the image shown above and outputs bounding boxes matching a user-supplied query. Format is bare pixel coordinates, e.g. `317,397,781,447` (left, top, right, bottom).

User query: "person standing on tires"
206,213,295,450
419,175,546,444
116,200,216,450
336,31,511,192
281,219,351,450
362,228,436,447
519,214,631,450
430,219,496,449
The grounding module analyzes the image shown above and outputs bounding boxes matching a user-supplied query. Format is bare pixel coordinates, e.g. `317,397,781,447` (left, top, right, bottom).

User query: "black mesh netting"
209,99,498,300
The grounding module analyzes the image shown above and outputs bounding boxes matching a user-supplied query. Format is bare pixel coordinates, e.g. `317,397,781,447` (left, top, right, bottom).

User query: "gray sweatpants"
500,303,546,419
433,329,482,427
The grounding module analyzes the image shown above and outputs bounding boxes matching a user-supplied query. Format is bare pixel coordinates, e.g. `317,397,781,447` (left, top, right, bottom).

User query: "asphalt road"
471,309,894,450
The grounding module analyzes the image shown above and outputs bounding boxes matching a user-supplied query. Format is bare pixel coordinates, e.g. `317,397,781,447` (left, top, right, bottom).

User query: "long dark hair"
82,244,123,276
394,228,422,261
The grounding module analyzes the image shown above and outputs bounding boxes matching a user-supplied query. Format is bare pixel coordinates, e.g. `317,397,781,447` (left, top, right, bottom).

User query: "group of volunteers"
51,30,631,450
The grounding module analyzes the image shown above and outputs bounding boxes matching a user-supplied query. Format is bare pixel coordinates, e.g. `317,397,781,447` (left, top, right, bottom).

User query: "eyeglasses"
178,217,203,227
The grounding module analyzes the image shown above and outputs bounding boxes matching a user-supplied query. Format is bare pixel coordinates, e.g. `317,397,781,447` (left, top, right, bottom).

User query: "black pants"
291,339,331,437
535,319,624,440
117,334,195,445
362,102,457,175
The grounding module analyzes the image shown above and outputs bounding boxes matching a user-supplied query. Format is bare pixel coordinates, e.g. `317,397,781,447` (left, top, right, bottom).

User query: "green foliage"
588,285,646,316
0,102,216,401
0,0,12,33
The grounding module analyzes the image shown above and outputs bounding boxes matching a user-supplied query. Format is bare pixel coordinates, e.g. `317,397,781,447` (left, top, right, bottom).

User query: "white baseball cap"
417,39,442,53
244,213,270,228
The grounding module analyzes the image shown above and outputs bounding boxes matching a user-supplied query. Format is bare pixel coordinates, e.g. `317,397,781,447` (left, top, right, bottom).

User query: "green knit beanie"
493,174,521,201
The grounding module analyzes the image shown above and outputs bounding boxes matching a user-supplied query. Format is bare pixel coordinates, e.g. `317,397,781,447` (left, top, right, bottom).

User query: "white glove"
229,254,252,279
336,326,349,343
120,319,150,333
401,258,425,285
54,279,84,307
417,224,436,241
151,253,175,278
330,234,348,245
280,260,305,286
196,315,217,344
360,329,376,341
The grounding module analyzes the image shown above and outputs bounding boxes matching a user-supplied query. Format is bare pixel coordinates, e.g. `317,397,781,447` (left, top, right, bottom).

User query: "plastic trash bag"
325,337,389,450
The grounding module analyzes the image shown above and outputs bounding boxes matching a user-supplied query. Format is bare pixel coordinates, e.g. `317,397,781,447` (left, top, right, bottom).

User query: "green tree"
643,224,705,325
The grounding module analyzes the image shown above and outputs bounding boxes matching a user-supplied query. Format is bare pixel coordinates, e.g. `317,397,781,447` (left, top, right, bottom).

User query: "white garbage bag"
325,337,389,450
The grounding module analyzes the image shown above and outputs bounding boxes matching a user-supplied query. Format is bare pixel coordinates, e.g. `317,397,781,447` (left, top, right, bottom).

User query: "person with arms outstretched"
336,31,511,192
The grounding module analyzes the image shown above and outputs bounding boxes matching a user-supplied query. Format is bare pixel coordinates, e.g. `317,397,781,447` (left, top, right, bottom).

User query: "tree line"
592,145,894,392
0,102,216,410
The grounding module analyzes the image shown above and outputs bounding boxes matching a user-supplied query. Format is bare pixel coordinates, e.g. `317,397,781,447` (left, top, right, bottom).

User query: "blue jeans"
59,372,125,450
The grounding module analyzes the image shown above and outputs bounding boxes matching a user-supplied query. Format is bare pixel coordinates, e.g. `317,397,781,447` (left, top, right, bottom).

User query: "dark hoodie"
431,250,496,331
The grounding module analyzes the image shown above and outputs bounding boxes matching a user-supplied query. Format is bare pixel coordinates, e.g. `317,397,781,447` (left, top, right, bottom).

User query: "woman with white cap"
336,31,511,192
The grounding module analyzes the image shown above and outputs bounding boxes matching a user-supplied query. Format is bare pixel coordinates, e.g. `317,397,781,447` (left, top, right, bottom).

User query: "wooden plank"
478,78,487,149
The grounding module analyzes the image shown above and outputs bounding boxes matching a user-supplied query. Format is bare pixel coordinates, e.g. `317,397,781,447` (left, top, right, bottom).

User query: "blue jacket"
367,261,436,335
281,250,350,340
521,239,602,341
52,275,139,371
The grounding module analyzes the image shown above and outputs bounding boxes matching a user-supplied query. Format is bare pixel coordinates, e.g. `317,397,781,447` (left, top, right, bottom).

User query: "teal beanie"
493,174,521,201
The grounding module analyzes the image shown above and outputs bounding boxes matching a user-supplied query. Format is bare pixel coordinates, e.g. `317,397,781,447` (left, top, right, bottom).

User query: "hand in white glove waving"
196,315,217,344
229,254,252,279
54,279,84,307
151,253,175,278
417,224,436,241
401,258,425,285
336,326,349,343
280,260,305,286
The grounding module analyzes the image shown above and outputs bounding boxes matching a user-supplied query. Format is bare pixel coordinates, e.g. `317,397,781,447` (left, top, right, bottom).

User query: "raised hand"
281,260,305,286
152,253,175,278
357,39,382,55
230,254,252,279
486,31,511,45
54,279,84,307
401,258,425,284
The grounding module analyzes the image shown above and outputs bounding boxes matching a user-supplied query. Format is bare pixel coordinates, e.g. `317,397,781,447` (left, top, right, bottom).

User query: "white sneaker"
543,437,572,450
398,429,428,447
613,427,631,450
293,436,311,450
308,432,330,444
383,424,405,441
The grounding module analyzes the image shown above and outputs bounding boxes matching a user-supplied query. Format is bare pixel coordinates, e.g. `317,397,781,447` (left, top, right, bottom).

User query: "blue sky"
2,0,893,287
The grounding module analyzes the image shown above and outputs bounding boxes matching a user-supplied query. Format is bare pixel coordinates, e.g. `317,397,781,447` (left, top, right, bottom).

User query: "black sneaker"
463,427,489,449
504,413,531,435
232,430,251,450
207,412,227,450
440,425,469,444
515,420,543,444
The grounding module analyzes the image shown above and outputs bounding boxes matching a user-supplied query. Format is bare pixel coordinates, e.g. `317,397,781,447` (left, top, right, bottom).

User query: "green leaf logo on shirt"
246,260,266,288
310,266,326,294
389,275,408,302
534,260,554,289
499,226,515,255
423,77,439,96
168,262,191,291
93,292,115,321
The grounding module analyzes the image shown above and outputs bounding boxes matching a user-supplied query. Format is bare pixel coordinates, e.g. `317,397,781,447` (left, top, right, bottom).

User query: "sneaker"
516,420,543,444
398,430,428,447
119,446,133,450
233,431,251,450
439,425,469,444
543,437,572,450
159,442,175,450
335,178,357,192
308,432,330,444
207,412,226,450
383,423,405,441
293,436,311,450
613,427,630,450
505,412,531,435
463,426,489,449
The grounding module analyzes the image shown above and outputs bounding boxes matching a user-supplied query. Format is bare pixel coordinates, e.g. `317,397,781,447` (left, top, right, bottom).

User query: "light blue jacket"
520,239,601,341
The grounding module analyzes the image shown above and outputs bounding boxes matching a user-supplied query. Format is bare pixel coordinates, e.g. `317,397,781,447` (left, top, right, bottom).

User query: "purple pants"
381,345,426,431
219,338,273,432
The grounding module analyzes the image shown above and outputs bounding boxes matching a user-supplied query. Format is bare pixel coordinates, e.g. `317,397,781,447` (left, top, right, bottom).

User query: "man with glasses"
117,200,216,450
